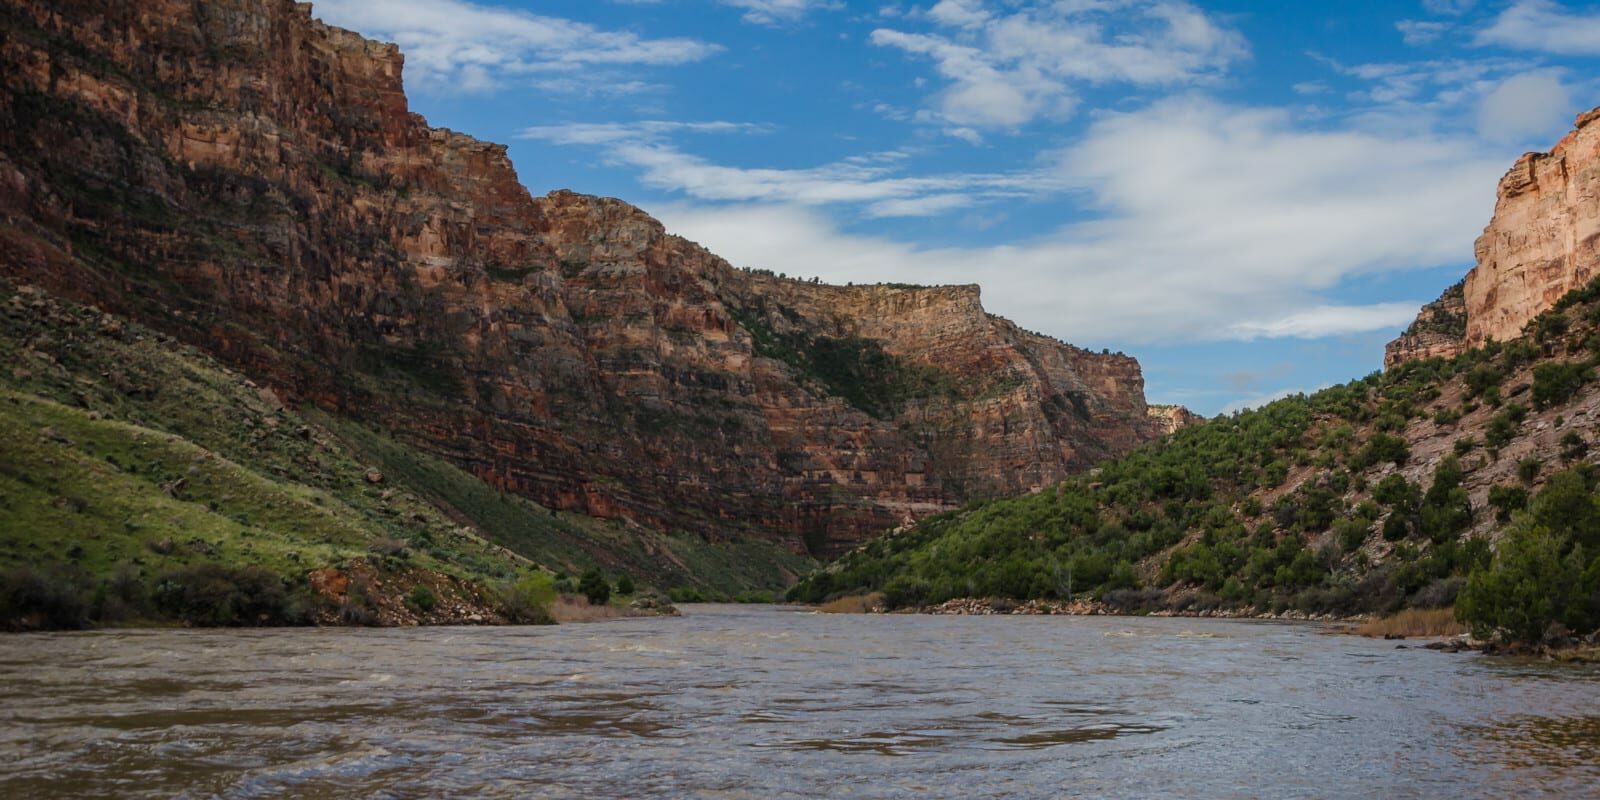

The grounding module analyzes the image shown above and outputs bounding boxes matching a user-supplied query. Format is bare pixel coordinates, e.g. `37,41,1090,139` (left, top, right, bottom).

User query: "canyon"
0,0,1171,562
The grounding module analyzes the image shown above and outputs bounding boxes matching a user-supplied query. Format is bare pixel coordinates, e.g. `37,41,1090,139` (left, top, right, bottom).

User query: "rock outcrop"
1146,404,1206,435
1389,108,1600,366
0,0,1169,557
1384,281,1467,368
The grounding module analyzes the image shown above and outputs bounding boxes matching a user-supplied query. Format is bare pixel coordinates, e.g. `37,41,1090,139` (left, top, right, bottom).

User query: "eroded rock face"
1385,282,1467,368
0,0,1168,556
1466,108,1600,346
1146,404,1206,435
1389,108,1600,367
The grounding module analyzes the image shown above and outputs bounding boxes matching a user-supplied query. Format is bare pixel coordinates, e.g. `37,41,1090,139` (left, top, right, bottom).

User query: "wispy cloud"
1396,20,1451,46
312,0,719,91
870,0,1247,133
521,121,769,146
718,0,842,26
1478,0,1600,55
1225,304,1424,340
521,122,1062,215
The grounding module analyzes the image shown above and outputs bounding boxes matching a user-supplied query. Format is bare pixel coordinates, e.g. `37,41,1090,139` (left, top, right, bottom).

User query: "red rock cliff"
0,0,1168,556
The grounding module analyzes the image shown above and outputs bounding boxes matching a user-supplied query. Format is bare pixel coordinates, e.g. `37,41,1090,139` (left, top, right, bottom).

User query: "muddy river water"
3,604,1598,798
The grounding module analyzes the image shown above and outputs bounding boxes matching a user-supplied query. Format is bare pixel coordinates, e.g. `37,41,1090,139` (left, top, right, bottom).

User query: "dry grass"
1356,607,1466,638
549,595,632,623
816,593,884,614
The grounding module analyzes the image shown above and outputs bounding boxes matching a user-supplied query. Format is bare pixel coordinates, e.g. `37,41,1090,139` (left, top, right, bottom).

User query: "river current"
2,604,1598,798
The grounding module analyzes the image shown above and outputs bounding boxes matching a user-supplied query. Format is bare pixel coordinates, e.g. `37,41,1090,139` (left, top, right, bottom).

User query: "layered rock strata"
1389,108,1600,366
0,0,1168,556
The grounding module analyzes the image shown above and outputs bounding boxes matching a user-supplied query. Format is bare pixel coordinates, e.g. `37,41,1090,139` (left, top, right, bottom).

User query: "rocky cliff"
0,0,1167,558
1389,107,1600,367
1384,281,1467,368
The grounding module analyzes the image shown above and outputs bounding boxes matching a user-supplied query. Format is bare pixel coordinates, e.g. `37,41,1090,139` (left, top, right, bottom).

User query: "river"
2,604,1598,798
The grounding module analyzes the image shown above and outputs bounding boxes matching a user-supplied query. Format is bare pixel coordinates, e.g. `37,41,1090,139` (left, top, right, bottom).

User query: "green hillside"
792,280,1600,641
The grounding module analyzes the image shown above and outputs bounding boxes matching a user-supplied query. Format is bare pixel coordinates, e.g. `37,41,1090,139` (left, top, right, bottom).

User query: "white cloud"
719,0,842,26
1423,0,1475,15
311,0,719,91
1478,0,1600,55
1477,70,1573,143
652,99,1507,346
1396,20,1450,46
870,0,1247,132
1224,304,1425,340
521,121,767,146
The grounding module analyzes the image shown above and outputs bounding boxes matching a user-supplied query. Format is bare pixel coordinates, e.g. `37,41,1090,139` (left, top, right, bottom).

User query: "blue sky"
313,0,1600,415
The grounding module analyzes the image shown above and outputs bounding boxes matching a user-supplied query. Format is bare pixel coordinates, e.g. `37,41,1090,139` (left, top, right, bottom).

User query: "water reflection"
0,606,1597,798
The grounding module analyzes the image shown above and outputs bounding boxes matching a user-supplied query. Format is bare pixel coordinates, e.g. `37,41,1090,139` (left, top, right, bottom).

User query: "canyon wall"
0,0,1169,557
1389,107,1600,367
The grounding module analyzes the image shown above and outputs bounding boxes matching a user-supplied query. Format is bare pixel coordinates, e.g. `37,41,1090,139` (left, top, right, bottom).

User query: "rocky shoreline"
912,596,1351,622
892,597,1600,662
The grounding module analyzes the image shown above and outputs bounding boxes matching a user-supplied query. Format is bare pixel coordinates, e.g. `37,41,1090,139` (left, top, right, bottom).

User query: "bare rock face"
1384,281,1467,368
1465,108,1600,346
1388,108,1600,367
1146,404,1206,435
0,0,1168,557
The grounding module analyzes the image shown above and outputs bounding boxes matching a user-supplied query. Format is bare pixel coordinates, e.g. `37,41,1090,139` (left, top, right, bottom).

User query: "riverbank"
861,595,1354,622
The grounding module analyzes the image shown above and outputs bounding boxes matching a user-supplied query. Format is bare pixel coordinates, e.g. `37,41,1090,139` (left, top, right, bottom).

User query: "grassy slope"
0,281,808,628
323,414,814,594
793,279,1600,618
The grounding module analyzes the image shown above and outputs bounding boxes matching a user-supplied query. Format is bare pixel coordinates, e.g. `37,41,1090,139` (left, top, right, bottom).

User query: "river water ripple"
2,604,1598,798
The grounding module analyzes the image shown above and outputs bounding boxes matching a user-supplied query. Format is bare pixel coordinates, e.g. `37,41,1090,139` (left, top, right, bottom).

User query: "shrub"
1561,431,1588,461
578,568,612,605
1531,361,1590,408
881,575,932,609
1456,525,1591,643
0,564,93,630
1374,473,1415,507
500,573,557,623
1484,409,1521,449
1487,484,1530,524
1517,457,1543,484
1356,433,1409,469
151,564,308,627
615,574,635,596
670,586,709,603
1458,468,1600,643
406,584,437,613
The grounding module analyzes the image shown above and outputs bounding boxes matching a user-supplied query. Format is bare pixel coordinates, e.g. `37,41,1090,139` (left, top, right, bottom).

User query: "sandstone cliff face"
1146,404,1206,435
0,0,1167,556
1389,108,1600,367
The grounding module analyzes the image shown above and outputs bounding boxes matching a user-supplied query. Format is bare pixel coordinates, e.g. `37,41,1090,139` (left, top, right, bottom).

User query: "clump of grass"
549,594,630,623
1355,607,1465,638
816,592,884,614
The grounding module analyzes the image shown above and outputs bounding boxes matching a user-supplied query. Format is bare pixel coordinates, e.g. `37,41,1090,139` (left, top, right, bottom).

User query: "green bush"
151,564,310,627
1487,484,1530,524
1531,361,1590,408
578,568,612,605
615,574,636,596
499,573,556,623
0,564,93,630
406,584,437,613
1458,468,1600,642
